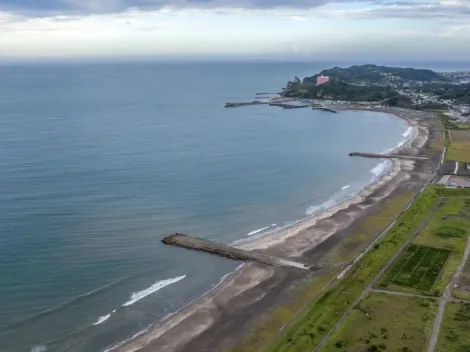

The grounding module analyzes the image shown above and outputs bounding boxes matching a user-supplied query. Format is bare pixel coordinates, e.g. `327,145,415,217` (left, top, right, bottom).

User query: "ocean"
0,61,410,352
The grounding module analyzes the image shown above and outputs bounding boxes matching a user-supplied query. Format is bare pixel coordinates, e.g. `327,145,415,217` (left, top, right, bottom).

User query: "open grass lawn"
436,302,470,352
446,141,470,162
265,187,439,352
379,244,451,291
322,293,437,352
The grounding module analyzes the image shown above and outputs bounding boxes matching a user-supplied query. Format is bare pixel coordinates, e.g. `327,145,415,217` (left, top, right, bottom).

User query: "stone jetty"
162,234,313,270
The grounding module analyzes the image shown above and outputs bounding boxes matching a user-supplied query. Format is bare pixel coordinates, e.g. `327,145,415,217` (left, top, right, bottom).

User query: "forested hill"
302,64,447,86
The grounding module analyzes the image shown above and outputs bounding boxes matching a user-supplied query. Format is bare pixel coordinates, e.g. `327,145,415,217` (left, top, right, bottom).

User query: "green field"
322,293,438,352
436,302,470,352
446,141,470,162
376,197,470,296
413,198,470,295
266,187,439,352
379,244,451,291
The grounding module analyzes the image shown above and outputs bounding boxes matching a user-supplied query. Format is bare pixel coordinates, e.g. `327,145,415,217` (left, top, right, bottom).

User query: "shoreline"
111,108,433,352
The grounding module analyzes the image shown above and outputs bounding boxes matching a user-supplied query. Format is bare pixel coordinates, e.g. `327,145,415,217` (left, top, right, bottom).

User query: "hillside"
302,64,447,86
285,80,399,102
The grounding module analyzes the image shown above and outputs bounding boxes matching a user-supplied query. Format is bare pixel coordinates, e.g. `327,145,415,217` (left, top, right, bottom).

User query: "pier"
349,152,428,161
162,233,314,270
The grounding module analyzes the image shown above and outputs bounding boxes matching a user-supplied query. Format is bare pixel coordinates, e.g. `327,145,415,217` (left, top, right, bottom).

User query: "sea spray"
122,275,186,307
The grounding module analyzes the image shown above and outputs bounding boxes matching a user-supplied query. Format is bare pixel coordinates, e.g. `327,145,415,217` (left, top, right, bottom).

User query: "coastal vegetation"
436,302,470,352
322,293,437,352
284,80,400,102
420,83,470,105
266,186,439,352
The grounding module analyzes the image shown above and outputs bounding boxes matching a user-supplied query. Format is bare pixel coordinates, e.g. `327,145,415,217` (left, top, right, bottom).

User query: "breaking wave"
403,127,413,138
93,314,112,326
341,185,350,190
31,346,47,352
122,275,186,307
246,226,270,236
370,160,392,177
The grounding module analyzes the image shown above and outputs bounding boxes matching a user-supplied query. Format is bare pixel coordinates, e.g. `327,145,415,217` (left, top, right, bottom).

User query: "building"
442,176,470,188
316,75,329,86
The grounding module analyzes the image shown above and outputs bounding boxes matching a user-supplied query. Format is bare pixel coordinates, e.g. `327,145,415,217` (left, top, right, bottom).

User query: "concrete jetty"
349,152,428,160
162,233,311,270
312,107,338,113
225,101,267,108
269,103,313,109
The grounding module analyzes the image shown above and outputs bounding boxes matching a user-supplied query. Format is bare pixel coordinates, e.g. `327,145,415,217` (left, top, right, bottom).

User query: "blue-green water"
0,62,409,352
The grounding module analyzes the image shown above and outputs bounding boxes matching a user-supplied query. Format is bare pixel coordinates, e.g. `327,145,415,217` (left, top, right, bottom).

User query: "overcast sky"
0,0,469,61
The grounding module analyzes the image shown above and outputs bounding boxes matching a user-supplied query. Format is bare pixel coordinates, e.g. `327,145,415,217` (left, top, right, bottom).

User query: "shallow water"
0,62,408,352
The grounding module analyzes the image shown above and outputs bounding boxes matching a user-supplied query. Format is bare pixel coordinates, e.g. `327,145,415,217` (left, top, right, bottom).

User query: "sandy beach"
112,108,438,352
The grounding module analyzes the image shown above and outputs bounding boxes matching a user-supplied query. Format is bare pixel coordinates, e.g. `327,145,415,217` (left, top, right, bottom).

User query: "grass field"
319,192,415,264
376,197,470,296
322,293,438,352
227,192,415,352
450,130,470,142
379,244,451,291
446,141,470,162
436,302,470,352
265,187,439,352
413,198,470,295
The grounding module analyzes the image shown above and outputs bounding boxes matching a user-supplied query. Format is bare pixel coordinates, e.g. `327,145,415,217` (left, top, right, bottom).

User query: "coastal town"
283,65,470,123
225,65,470,124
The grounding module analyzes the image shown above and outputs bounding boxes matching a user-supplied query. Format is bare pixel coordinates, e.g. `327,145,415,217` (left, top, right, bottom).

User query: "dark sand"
114,109,439,352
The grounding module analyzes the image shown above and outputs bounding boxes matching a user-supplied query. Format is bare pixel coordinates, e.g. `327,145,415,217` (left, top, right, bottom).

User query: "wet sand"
113,109,438,352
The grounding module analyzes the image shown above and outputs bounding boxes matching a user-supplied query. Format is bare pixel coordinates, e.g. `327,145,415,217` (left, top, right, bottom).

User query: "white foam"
31,346,47,352
246,226,270,236
396,140,405,148
370,160,391,177
341,185,350,190
403,127,413,138
93,314,112,326
306,197,341,216
122,275,186,307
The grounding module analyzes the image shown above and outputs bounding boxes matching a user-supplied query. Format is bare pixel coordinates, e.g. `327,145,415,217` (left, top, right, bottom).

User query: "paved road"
427,234,470,352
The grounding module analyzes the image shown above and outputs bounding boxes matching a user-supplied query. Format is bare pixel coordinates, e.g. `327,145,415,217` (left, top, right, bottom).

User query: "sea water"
0,61,409,352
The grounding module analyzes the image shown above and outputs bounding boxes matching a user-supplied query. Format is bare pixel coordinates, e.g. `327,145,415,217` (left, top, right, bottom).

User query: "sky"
0,0,469,61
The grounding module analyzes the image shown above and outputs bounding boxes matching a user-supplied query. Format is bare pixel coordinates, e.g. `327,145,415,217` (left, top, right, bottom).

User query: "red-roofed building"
316,75,329,86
